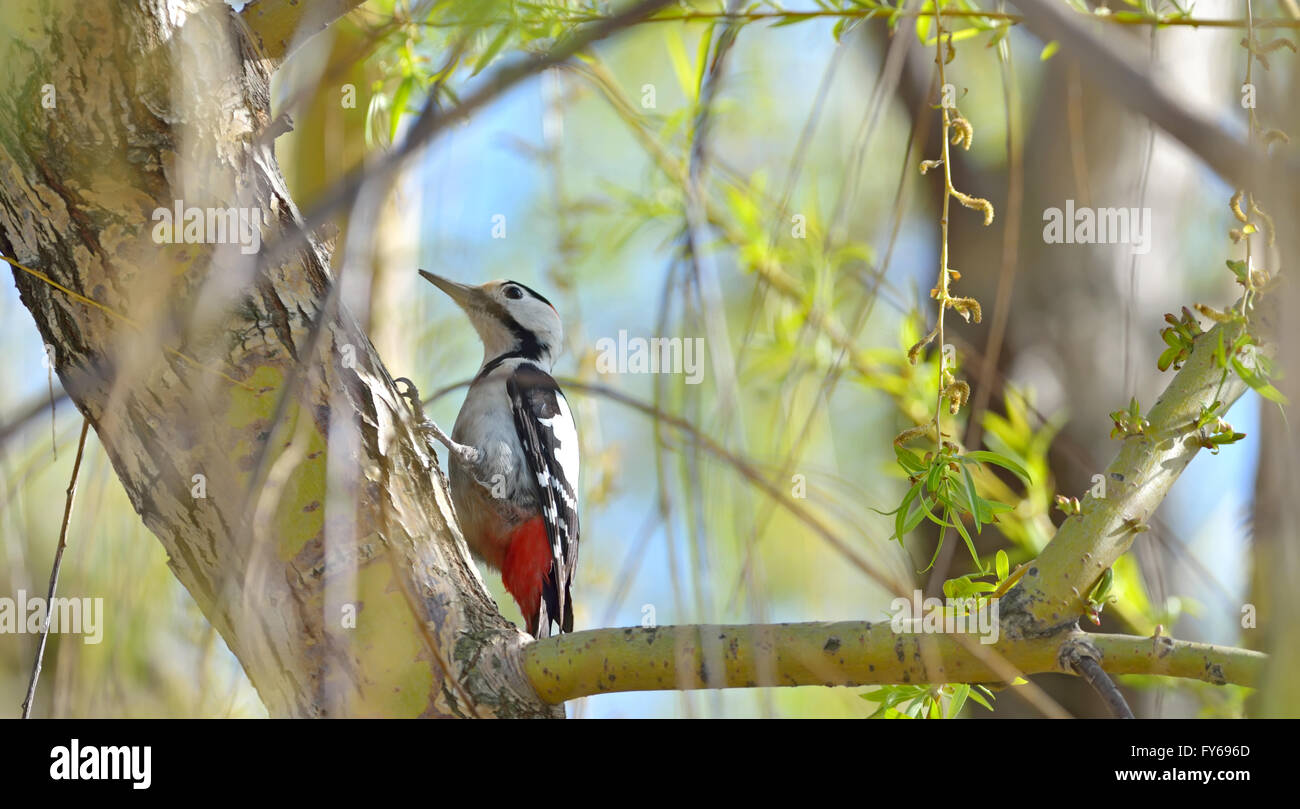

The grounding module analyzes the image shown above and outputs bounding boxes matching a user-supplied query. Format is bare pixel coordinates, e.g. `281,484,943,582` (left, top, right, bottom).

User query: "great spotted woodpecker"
408,271,580,638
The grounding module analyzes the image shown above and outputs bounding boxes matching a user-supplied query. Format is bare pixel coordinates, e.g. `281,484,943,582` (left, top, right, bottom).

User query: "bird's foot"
395,377,482,467
427,422,482,467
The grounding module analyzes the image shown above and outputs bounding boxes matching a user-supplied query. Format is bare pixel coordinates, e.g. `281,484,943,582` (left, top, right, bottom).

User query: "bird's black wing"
507,363,580,636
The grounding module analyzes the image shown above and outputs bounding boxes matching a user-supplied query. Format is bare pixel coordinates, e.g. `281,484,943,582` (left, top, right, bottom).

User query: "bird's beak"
419,270,481,312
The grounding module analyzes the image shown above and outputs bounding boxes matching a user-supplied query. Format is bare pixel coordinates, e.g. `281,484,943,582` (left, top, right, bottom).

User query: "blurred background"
0,0,1288,717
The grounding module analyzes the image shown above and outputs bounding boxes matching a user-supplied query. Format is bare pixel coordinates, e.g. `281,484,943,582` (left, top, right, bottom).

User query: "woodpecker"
409,271,580,638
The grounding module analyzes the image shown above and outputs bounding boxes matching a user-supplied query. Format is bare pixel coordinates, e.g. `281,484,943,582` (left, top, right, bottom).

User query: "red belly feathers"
500,516,552,636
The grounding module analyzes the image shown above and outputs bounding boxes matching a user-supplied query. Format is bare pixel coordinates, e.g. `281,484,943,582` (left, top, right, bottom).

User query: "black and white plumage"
416,271,580,638
507,364,580,633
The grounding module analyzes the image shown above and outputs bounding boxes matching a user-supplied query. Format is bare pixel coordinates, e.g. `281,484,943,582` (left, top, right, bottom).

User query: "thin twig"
20,418,90,719
1069,651,1136,719
46,359,56,460
392,6,1300,30
934,2,953,448
253,0,676,280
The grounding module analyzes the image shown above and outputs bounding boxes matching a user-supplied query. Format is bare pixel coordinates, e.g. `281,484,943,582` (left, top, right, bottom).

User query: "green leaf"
770,13,816,28
950,509,982,570
968,687,994,711
925,457,944,492
693,22,716,101
1256,353,1279,377
1157,346,1180,372
894,445,927,474
922,25,982,47
664,28,696,100
963,450,1031,486
996,549,1009,581
1040,40,1060,60
942,577,959,598
948,683,970,717
922,523,948,572
364,89,384,150
1232,356,1289,404
904,493,937,536
986,24,1010,50
472,25,513,77
895,483,921,542
961,463,982,532
389,75,415,143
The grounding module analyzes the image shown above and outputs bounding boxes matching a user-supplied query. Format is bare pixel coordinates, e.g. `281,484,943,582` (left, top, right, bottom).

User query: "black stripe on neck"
477,350,541,381
481,298,547,363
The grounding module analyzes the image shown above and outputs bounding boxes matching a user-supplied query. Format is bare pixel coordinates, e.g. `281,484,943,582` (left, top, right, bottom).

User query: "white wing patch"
539,395,579,509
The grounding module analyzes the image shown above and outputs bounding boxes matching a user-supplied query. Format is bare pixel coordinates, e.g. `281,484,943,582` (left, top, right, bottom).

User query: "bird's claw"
394,377,426,422
452,441,483,466
396,378,483,469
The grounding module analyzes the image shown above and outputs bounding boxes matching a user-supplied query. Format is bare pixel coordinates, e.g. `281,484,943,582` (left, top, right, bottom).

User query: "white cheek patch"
510,300,563,356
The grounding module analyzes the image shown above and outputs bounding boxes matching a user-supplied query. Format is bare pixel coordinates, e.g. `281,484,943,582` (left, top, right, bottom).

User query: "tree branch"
20,419,89,719
1064,638,1135,718
1010,0,1300,192
240,0,369,63
1001,306,1271,636
524,623,1264,704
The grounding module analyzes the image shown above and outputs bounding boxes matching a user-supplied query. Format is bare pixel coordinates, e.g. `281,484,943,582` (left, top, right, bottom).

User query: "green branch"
1002,309,1265,635
524,622,1264,703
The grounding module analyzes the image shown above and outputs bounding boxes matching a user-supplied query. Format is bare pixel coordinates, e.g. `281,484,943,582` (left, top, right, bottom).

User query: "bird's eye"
504,285,523,300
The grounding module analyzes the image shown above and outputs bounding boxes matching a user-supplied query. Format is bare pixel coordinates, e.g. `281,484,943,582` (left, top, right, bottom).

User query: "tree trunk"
0,0,556,717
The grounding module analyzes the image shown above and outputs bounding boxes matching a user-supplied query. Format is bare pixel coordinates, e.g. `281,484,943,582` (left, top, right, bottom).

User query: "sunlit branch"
1002,309,1264,634
525,622,1265,703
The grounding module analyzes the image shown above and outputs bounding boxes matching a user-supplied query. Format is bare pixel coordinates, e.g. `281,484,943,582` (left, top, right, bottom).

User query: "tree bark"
0,0,556,718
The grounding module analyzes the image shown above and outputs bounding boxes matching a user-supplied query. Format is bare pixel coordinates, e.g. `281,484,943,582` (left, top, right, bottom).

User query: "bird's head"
419,271,563,367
